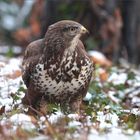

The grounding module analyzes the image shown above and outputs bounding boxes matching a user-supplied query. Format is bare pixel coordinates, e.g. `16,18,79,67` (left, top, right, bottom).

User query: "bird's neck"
69,36,79,51
44,35,78,57
42,37,63,65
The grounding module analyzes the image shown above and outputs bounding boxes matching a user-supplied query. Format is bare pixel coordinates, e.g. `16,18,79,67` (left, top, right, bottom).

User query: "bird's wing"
77,40,85,50
22,39,44,87
77,40,89,57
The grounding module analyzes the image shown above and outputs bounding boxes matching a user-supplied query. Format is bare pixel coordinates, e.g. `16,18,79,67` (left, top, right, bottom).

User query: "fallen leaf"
0,62,5,67
99,68,109,82
0,106,5,115
6,70,22,79
88,51,112,67
30,116,38,125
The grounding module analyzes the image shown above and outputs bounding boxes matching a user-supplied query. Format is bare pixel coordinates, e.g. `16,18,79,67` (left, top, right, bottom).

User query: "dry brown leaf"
0,106,5,115
6,70,22,79
30,116,38,125
13,28,31,42
99,69,109,82
0,62,5,67
90,56,112,67
16,126,28,139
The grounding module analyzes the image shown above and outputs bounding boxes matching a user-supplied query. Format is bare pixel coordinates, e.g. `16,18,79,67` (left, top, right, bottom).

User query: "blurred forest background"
0,0,140,67
1,1,140,139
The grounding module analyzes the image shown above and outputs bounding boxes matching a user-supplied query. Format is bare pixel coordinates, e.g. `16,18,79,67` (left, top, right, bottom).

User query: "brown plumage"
22,20,93,113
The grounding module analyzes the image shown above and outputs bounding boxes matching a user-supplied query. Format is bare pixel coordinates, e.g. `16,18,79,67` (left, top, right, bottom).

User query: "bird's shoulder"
22,39,44,87
23,39,44,60
77,40,85,50
76,40,89,57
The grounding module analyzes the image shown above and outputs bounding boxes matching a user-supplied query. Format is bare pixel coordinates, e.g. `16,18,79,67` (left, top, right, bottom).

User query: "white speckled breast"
32,47,92,99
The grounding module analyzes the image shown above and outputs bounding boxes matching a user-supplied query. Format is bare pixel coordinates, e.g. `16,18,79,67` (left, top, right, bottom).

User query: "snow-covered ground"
0,55,140,140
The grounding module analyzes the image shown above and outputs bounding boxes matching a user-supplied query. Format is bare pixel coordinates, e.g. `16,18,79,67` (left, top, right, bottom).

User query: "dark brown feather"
22,39,44,87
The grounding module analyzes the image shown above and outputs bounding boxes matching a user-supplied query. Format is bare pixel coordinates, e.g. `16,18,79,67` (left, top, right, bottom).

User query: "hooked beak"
80,26,89,34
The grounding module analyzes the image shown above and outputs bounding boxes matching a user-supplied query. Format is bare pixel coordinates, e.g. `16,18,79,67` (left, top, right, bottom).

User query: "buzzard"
22,20,93,113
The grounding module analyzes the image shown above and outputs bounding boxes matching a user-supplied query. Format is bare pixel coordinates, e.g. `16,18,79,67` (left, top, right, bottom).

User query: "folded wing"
22,39,44,87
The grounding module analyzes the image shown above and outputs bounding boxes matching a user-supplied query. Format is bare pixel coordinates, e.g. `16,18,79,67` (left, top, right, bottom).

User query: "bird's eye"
63,26,78,33
70,26,78,32
70,27,75,31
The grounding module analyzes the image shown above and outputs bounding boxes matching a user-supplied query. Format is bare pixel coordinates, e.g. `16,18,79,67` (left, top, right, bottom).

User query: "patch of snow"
0,97,13,106
88,51,106,60
48,111,64,123
121,108,140,116
0,57,23,110
131,108,140,116
10,113,36,130
108,73,127,85
97,111,119,129
0,45,22,54
126,88,140,98
5,104,12,112
84,92,92,101
29,136,48,140
108,91,120,103
68,120,82,128
135,75,140,81
68,113,79,120
88,127,140,140
40,116,46,122
132,96,140,106
104,105,110,110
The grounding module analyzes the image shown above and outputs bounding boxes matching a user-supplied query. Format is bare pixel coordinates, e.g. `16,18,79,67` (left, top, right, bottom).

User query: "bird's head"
46,20,88,43
43,20,88,66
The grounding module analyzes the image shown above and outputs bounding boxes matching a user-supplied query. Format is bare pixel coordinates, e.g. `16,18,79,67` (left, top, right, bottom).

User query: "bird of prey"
22,20,93,114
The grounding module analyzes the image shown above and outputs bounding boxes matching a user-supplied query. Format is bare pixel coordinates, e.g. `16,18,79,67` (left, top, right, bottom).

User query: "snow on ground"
0,55,140,140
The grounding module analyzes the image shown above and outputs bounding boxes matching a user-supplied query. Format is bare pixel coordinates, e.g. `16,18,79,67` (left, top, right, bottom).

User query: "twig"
29,106,62,140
